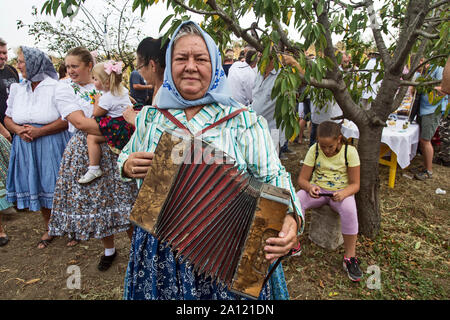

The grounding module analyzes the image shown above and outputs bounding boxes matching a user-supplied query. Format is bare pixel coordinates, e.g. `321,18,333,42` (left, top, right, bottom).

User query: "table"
341,119,420,188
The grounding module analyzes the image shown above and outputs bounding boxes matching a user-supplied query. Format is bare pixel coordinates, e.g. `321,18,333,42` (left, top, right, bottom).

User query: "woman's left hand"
22,125,43,140
264,214,298,263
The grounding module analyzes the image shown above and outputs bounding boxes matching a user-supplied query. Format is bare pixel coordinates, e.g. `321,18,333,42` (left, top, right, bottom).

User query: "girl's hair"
317,121,345,143
136,37,169,71
66,47,94,68
92,62,124,96
58,63,67,79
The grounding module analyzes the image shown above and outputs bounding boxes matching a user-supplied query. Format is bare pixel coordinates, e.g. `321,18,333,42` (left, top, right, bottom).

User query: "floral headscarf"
21,46,58,82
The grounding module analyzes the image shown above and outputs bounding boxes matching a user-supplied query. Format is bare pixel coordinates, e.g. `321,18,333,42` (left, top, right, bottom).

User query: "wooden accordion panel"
129,131,291,299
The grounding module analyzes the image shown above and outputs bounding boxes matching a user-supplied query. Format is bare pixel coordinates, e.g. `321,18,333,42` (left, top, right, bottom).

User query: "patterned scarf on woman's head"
21,46,58,82
157,20,240,110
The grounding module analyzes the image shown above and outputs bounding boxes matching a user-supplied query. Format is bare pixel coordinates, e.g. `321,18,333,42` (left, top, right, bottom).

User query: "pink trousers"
296,189,358,235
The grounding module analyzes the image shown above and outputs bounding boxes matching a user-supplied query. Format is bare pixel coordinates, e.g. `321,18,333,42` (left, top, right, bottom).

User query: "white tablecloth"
341,119,420,169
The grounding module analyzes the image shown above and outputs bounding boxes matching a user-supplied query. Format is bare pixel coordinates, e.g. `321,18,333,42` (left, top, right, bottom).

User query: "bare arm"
332,166,360,202
92,93,108,117
92,104,108,117
133,83,153,91
66,110,102,136
0,122,12,142
23,118,69,140
297,164,320,197
4,116,32,142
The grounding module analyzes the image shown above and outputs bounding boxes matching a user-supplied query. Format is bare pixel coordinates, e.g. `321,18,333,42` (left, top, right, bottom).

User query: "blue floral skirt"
123,226,290,300
6,124,71,211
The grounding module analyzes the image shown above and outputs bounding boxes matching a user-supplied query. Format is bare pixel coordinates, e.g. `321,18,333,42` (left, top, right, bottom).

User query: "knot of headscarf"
157,20,241,110
21,46,58,82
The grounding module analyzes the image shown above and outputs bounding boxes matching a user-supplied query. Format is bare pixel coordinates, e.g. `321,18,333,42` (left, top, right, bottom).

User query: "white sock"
89,165,100,171
104,247,116,256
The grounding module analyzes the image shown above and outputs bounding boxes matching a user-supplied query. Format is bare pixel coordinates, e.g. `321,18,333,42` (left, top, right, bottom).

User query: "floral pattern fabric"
48,131,138,240
95,115,135,154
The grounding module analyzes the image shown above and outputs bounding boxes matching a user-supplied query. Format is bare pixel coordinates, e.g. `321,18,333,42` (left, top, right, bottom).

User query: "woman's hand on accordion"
264,214,298,263
123,152,154,179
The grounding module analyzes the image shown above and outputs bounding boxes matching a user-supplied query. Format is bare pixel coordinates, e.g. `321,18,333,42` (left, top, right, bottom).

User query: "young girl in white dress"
78,60,133,184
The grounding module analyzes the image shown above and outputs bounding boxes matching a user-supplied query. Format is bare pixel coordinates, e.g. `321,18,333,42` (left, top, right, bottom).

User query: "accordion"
129,130,293,299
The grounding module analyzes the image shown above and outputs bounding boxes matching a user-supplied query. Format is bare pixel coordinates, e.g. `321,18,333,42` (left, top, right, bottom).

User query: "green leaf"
316,1,324,16
159,14,175,32
52,0,60,16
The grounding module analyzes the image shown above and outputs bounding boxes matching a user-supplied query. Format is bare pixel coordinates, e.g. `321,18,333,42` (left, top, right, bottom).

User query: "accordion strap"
156,106,246,137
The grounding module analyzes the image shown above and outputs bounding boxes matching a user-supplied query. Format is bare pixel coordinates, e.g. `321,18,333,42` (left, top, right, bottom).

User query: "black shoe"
0,236,9,246
343,257,362,282
97,251,117,271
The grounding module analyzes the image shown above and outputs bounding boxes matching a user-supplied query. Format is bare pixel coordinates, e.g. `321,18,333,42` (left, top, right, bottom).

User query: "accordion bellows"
130,131,291,299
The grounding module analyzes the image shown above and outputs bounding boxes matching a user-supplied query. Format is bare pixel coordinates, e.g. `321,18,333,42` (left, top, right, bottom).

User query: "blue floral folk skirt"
123,226,290,300
6,125,71,211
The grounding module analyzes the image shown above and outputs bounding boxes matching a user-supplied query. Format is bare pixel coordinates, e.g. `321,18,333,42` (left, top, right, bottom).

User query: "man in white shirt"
361,52,381,110
227,49,258,106
251,58,286,155
309,98,343,146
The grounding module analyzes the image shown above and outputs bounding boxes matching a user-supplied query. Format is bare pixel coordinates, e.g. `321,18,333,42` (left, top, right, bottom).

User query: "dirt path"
1,138,448,300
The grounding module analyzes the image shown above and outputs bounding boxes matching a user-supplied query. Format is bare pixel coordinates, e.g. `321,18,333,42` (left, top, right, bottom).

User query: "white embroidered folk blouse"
54,80,97,133
6,77,62,125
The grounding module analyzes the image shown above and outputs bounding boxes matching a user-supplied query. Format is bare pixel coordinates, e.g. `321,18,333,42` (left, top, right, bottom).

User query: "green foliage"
26,0,145,71
42,0,450,149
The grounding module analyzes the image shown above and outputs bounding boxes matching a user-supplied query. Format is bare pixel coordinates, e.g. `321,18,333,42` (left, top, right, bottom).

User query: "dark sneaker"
98,251,117,271
409,165,425,175
414,169,432,181
343,257,362,282
290,241,302,257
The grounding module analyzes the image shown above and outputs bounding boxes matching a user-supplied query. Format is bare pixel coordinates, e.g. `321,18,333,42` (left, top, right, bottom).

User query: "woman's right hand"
309,185,320,198
123,152,154,179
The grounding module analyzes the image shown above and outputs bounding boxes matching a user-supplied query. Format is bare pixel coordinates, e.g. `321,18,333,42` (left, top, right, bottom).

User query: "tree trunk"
355,125,383,239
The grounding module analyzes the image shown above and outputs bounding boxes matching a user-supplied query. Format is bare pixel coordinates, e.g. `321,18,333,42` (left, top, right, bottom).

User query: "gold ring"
132,167,135,174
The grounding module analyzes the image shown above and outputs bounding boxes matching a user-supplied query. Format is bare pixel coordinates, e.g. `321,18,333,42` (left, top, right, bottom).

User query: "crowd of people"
0,18,448,300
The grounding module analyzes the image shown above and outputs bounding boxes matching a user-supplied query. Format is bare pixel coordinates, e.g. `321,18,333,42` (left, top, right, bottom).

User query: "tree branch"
429,0,449,12
206,0,264,52
365,0,391,66
389,0,429,74
407,54,448,77
399,79,442,86
272,17,299,55
333,0,368,9
172,0,218,15
414,29,440,39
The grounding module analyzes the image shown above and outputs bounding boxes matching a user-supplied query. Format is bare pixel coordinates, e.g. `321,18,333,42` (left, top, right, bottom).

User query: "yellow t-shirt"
303,143,360,191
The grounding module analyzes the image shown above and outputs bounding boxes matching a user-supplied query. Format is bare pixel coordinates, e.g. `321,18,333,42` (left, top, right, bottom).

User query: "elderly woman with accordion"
118,21,304,300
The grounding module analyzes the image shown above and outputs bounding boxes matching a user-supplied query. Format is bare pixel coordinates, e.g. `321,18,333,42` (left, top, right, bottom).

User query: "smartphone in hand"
318,193,333,197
